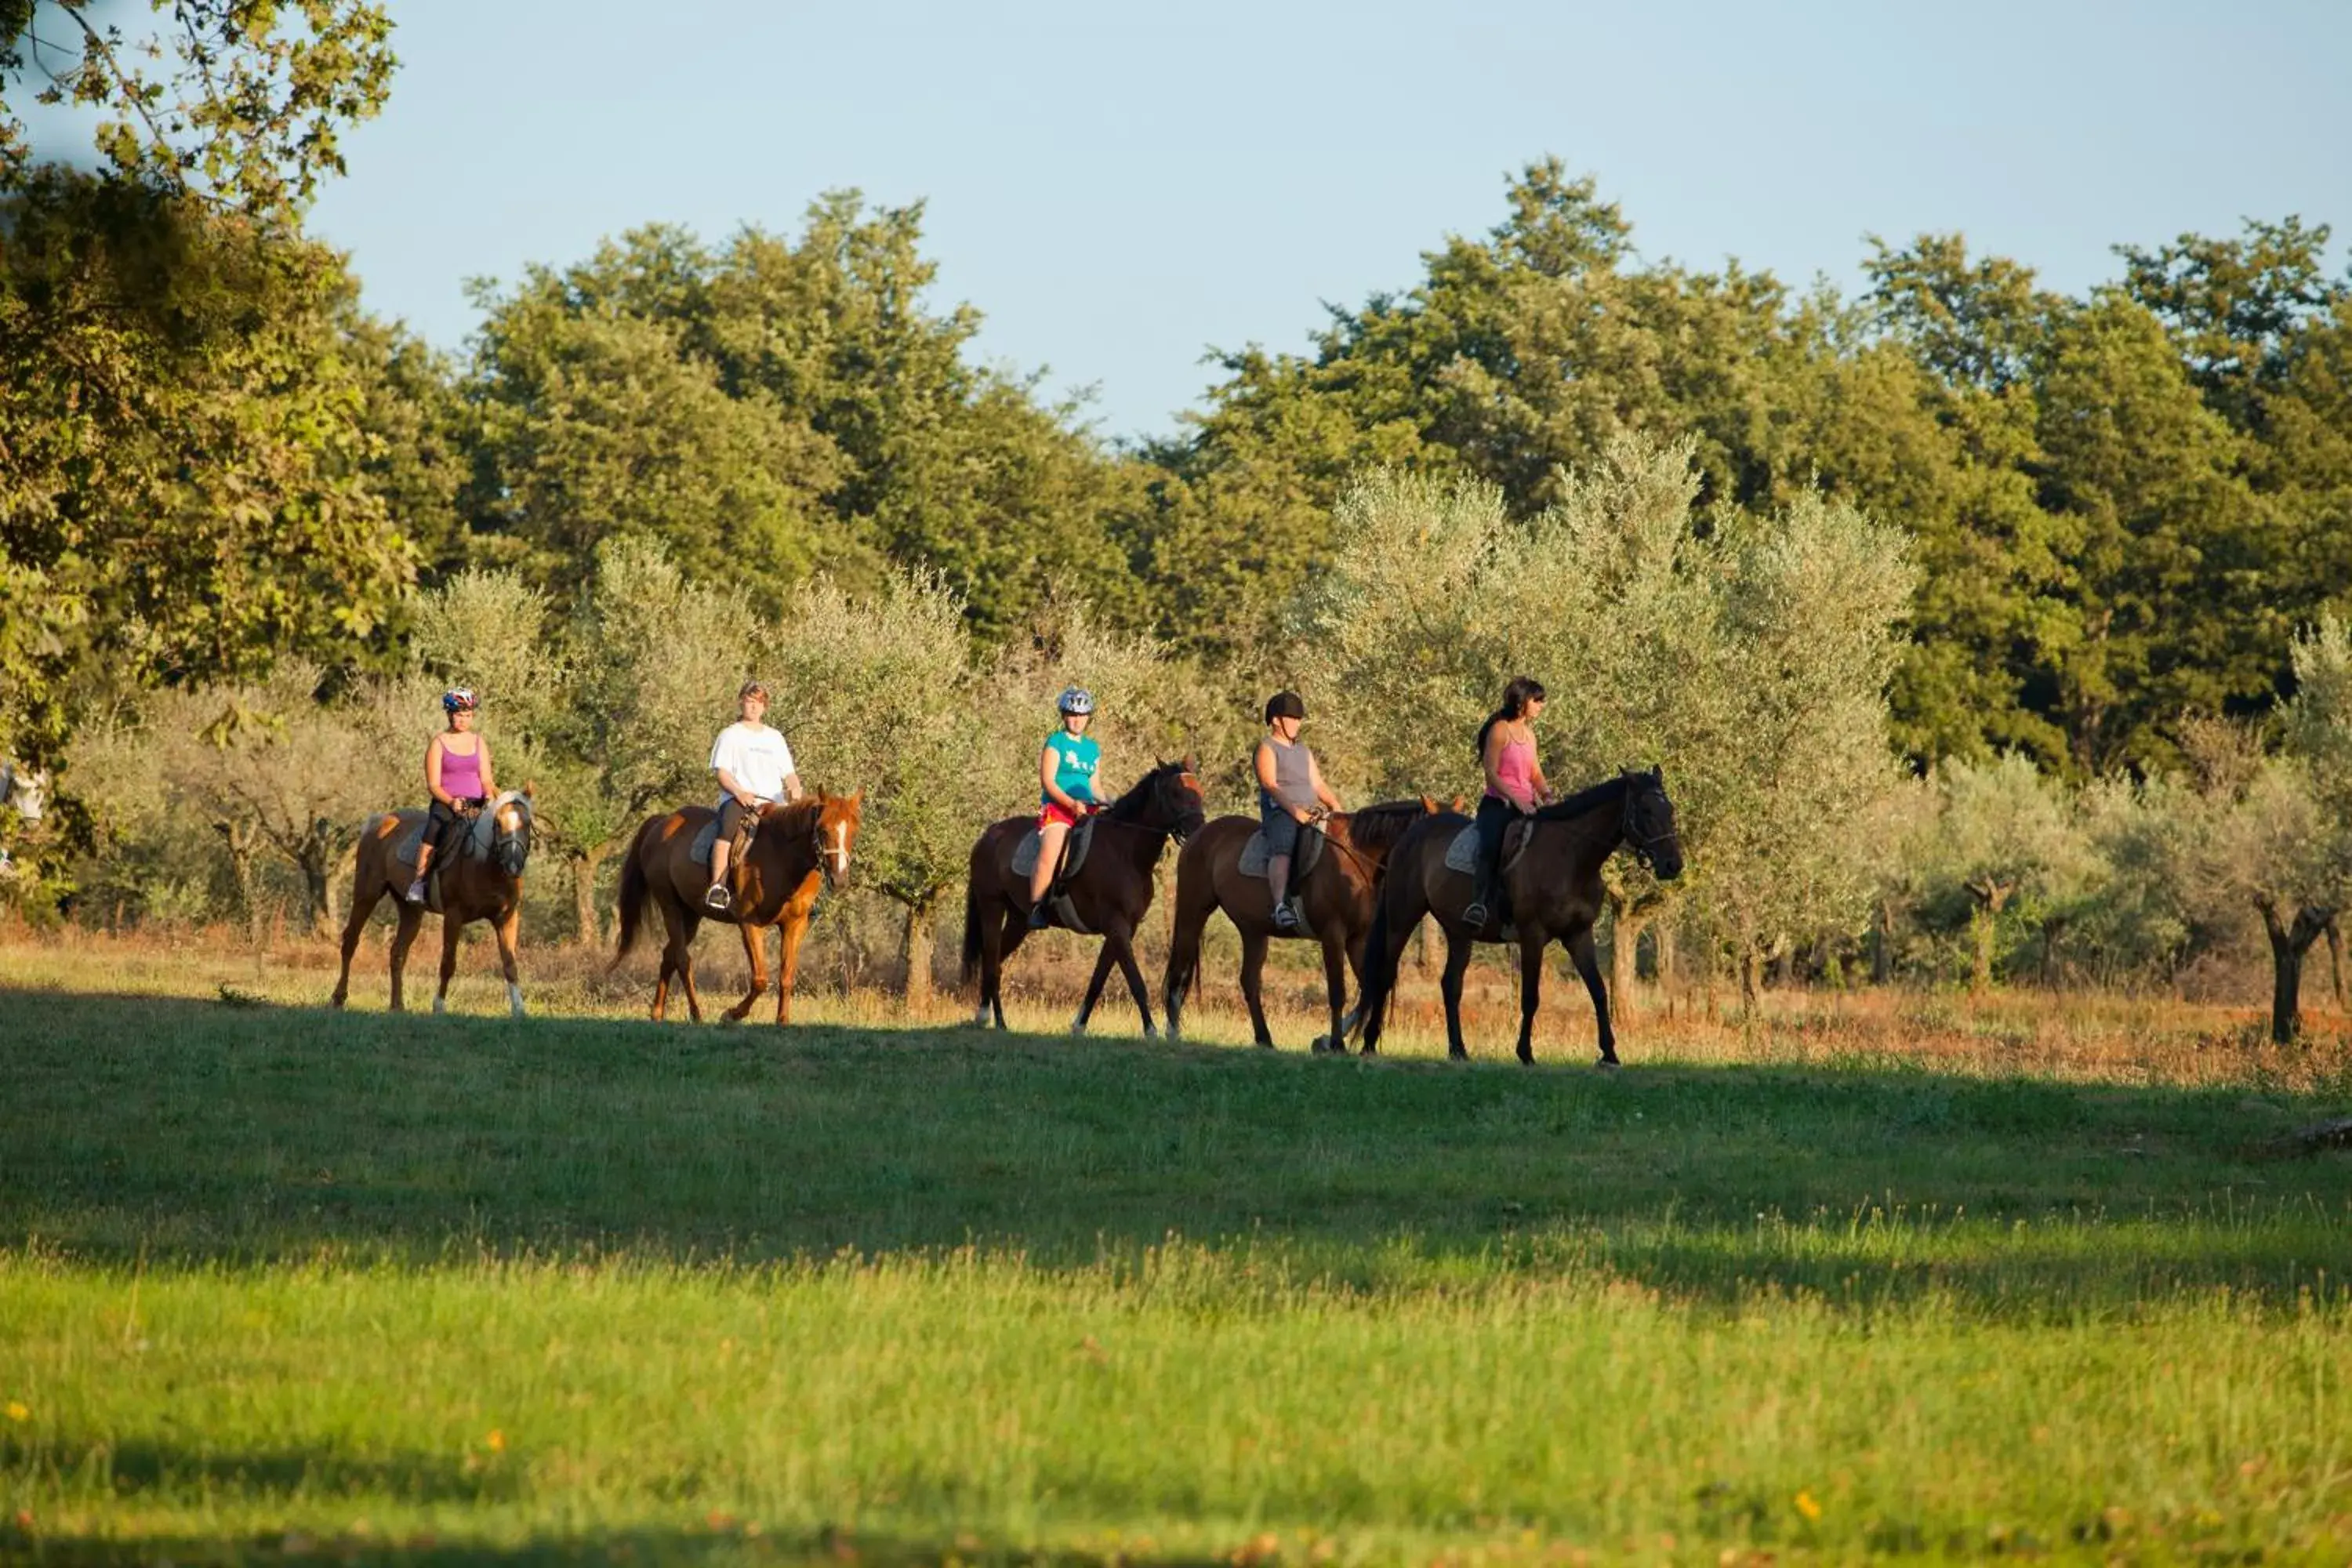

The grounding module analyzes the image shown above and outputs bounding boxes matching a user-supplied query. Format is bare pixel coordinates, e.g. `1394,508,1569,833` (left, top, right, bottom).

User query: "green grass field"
5,938,2352,1563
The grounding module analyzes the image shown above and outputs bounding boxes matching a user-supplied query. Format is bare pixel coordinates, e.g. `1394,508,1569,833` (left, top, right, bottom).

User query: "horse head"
492,789,534,877
1621,766,1683,881
1162,757,1209,843
804,789,862,889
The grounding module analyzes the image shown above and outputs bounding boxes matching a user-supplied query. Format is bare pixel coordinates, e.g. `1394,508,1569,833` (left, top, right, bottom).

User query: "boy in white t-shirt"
706,680,804,912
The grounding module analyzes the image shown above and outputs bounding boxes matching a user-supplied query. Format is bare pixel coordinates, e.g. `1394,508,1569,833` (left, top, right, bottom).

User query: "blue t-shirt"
1042,731,1101,805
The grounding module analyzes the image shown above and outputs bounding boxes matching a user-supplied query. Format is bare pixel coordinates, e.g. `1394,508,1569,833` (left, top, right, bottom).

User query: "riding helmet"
1058,686,1095,717
1264,690,1306,724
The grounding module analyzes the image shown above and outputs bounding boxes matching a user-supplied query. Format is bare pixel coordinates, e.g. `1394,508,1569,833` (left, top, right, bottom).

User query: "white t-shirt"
710,722,796,804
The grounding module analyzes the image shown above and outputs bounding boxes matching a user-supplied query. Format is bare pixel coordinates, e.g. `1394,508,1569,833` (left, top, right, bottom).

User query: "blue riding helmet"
1058,686,1094,717
442,688,477,714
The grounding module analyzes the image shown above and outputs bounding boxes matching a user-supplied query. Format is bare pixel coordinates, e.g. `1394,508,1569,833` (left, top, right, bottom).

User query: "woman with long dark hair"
1463,676,1552,928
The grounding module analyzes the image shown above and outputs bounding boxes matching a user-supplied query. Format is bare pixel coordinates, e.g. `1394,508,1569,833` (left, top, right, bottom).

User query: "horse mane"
763,798,825,834
1534,774,1632,822
1342,799,1434,852
1101,760,1185,824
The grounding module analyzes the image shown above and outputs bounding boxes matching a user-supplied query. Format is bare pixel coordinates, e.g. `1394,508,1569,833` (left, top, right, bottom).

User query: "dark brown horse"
1162,798,1440,1051
332,791,535,1016
1356,769,1683,1065
613,792,863,1025
961,759,1207,1036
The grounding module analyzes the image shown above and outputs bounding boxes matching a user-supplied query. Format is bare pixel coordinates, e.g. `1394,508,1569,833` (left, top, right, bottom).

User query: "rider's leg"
1028,818,1070,925
1465,796,1508,926
1268,854,1291,915
407,804,451,902
706,798,743,909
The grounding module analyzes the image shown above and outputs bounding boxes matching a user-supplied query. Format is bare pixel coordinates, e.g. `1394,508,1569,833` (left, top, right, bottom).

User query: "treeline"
5,2,2352,1033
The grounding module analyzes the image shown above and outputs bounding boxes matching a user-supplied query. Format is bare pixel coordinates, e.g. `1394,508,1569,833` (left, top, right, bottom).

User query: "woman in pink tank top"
1465,676,1553,928
408,688,500,904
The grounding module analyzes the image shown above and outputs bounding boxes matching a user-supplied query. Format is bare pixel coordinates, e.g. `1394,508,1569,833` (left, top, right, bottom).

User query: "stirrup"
1027,902,1053,929
703,884,732,912
1272,902,1299,931
1462,900,1489,927
404,877,429,906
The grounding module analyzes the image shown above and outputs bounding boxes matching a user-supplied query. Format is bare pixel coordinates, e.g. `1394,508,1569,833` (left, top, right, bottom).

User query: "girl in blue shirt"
1029,686,1102,925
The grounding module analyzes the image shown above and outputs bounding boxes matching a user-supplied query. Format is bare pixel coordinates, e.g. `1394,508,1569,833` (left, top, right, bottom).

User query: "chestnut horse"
332,791,535,1016
960,759,1207,1036
1162,798,1439,1051
613,792,862,1025
1355,769,1683,1066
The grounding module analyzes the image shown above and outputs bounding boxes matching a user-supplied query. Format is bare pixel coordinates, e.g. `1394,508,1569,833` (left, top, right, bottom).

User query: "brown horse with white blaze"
332,791,535,1016
1354,768,1683,1065
613,792,862,1025
961,759,1207,1036
1162,798,1439,1051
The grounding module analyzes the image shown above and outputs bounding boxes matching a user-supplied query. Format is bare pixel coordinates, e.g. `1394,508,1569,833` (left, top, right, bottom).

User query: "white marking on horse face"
826,822,851,880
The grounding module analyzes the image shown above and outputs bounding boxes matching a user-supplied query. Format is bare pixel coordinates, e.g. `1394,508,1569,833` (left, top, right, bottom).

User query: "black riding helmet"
1264,690,1306,724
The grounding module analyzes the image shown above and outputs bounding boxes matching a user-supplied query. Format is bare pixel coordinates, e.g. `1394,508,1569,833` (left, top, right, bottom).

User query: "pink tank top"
439,739,485,800
1488,735,1536,808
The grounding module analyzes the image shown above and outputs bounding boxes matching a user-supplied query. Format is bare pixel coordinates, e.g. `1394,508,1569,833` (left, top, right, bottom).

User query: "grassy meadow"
5,931,2352,1563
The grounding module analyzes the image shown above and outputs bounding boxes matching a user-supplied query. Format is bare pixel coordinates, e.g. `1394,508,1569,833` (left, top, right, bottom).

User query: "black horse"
1355,768,1684,1066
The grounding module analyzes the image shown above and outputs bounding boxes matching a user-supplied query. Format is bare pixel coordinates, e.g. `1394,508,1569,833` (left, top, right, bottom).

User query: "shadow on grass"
3,1520,1225,1567
5,989,2350,1308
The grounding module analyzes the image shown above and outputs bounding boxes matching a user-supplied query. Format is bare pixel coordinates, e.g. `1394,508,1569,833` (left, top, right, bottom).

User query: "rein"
1619,786,1679,870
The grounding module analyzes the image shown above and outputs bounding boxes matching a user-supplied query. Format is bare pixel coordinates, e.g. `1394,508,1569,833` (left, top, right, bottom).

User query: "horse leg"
432,914,463,1014
1239,929,1275,1047
1072,940,1118,1035
1105,921,1156,1038
1566,924,1617,1068
675,911,708,1023
1162,902,1205,1043
1316,934,1348,1054
387,904,423,1013
1515,932,1548,1065
774,911,811,1025
725,920,767,1022
1439,931,1475,1061
495,906,525,1018
331,886,379,1007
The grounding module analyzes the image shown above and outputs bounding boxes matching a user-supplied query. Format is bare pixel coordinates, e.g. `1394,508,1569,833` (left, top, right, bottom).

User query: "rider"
706,680,804,913
1462,676,1554,930
1255,690,1343,931
408,688,498,904
1028,686,1101,927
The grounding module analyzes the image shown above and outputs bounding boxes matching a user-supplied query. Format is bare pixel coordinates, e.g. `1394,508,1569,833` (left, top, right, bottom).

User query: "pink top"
439,739,485,801
1488,735,1537,809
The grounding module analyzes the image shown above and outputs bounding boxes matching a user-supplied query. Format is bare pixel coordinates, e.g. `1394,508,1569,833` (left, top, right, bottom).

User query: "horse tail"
1356,866,1403,1048
612,817,655,967
959,853,985,989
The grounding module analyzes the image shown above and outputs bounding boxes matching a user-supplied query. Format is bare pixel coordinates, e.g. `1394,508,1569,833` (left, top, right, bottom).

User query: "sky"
285,0,2352,442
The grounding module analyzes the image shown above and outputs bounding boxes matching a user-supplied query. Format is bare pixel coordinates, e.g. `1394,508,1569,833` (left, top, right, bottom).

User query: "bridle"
807,804,855,887
1620,781,1680,873
491,797,532,877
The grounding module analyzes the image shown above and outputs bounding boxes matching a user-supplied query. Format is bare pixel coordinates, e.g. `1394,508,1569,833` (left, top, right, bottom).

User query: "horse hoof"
1142,1023,1159,1040
1593,1057,1621,1072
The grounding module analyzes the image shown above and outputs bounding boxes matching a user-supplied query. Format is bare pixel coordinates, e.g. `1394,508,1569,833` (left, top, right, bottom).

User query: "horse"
332,791,535,1017
1162,798,1440,1051
1355,768,1683,1066
613,791,862,1025
960,758,1207,1036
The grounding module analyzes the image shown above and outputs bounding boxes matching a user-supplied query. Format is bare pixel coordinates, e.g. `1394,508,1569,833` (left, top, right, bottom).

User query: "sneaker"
404,877,428,905
703,884,733,913
1272,902,1299,931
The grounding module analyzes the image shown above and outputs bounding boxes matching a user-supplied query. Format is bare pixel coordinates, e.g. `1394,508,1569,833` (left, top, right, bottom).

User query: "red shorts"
1039,800,1087,829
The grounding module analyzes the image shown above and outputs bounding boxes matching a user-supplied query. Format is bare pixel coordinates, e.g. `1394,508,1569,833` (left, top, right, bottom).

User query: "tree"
2,0,405,771
1910,754,2095,992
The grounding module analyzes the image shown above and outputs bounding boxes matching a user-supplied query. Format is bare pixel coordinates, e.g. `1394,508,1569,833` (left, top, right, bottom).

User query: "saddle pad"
1012,816,1095,880
691,817,720,867
1442,820,1533,877
1236,825,1324,880
387,793,524,871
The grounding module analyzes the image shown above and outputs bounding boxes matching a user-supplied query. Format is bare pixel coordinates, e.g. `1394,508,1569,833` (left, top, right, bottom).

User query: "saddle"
1012,815,1099,935
1236,823,1325,881
390,795,516,914
1441,818,1534,878
1443,818,1536,940
688,810,759,869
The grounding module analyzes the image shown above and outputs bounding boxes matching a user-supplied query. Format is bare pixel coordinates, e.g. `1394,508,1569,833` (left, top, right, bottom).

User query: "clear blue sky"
307,0,2351,441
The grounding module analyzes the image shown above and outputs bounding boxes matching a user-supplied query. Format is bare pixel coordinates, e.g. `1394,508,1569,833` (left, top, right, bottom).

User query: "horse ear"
521,780,537,800
1182,753,1198,774
847,788,863,805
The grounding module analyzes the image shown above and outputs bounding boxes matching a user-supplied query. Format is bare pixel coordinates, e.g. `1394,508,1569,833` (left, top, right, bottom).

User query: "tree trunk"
300,854,331,934
898,893,938,1005
572,843,612,948
2328,917,2345,1011
2258,899,2333,1044
1871,898,1895,985
1608,906,1648,1026
217,821,263,946
1965,879,2013,993
1738,942,1762,1013
1769,935,1794,989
